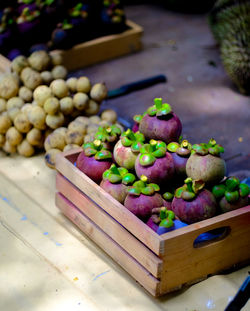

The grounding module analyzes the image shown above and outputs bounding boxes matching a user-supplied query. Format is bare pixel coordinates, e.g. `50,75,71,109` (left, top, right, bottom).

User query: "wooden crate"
55,148,250,297
0,20,143,73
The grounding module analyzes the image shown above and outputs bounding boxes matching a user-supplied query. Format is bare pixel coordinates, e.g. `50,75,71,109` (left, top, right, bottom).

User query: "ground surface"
74,4,250,177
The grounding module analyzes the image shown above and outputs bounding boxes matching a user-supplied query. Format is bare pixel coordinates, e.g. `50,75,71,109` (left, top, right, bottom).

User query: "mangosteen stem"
154,98,162,109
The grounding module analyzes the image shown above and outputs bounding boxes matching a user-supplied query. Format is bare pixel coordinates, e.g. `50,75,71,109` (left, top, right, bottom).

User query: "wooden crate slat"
46,20,143,71
158,206,250,294
56,192,160,296
56,150,162,255
56,172,163,278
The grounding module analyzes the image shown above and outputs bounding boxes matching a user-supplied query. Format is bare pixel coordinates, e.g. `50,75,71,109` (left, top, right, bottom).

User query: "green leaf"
159,218,174,228
122,173,136,185
109,174,122,183
167,210,175,220
121,136,131,147
154,98,163,109
84,147,96,157
149,183,160,192
127,187,141,196
152,147,166,158
175,186,185,198
141,186,155,195
131,142,143,153
163,192,174,201
147,106,157,116
95,150,112,160
192,180,205,194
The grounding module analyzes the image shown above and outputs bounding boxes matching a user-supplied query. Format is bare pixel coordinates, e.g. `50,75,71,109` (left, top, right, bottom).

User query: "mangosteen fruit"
212,176,250,213
113,129,145,170
135,139,175,185
100,164,136,204
94,124,122,150
124,175,163,220
172,177,217,224
167,139,192,177
139,98,182,144
186,138,226,185
76,139,113,184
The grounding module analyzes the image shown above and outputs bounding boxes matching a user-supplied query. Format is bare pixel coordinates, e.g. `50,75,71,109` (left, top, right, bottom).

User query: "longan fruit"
76,76,91,93
17,139,35,157
26,128,43,146
0,115,12,134
73,92,89,111
14,112,32,133
33,85,52,107
6,126,23,146
59,97,74,115
66,77,77,92
45,112,64,129
50,79,68,98
45,148,61,169
44,97,60,115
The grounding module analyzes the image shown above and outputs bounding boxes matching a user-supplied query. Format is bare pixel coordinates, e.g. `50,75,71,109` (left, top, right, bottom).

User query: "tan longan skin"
17,139,35,157
73,92,89,110
3,140,17,154
68,121,87,135
74,116,90,126
0,133,5,147
21,67,42,90
66,77,77,92
63,144,80,152
101,109,117,124
51,65,68,80
84,99,100,116
50,79,68,98
0,115,12,134
65,130,84,145
45,148,61,169
44,131,66,151
76,76,91,93
27,106,46,130
8,107,21,122
87,123,99,134
14,112,32,133
90,83,108,102
11,55,29,75
26,128,43,146
49,52,63,66
89,115,101,124
18,86,33,102
0,74,19,99
6,97,24,110
41,71,53,84
84,133,95,143
45,112,64,129
28,50,51,72
54,127,68,138
33,85,52,107
21,103,33,116
59,97,74,115
44,97,60,115
6,126,23,146
0,98,7,113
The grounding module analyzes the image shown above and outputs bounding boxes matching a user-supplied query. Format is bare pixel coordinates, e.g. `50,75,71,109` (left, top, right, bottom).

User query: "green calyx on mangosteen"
120,129,145,152
163,191,174,202
83,139,112,160
212,176,250,204
127,175,160,196
146,98,172,117
139,139,167,166
191,138,224,156
95,124,121,143
159,207,175,228
102,164,136,185
167,139,192,157
175,177,205,201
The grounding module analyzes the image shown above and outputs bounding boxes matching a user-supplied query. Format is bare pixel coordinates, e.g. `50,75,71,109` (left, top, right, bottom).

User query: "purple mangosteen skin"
113,140,137,170
172,189,217,224
139,113,182,144
219,196,248,213
162,199,172,210
100,179,127,204
132,122,139,133
171,152,188,176
124,193,163,220
135,152,175,185
76,151,112,184
146,217,158,232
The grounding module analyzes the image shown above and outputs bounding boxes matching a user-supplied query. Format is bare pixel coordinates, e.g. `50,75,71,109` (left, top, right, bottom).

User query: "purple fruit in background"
76,139,113,184
172,177,217,224
186,139,226,185
212,176,250,213
135,139,175,185
167,139,192,177
7,49,22,60
100,164,136,204
113,129,145,170
139,98,182,144
124,175,163,220
17,6,40,34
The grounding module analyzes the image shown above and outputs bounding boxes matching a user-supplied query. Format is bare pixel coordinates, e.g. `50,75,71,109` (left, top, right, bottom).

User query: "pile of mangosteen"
0,0,127,58
76,97,250,235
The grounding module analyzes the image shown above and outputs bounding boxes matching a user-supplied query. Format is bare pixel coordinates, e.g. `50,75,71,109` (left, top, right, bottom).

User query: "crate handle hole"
193,226,231,248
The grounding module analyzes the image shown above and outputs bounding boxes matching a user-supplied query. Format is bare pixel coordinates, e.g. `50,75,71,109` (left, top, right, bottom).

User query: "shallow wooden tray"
55,148,250,297
0,20,143,73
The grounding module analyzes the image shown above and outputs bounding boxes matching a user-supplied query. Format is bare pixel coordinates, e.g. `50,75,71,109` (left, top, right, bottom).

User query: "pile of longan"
0,50,117,160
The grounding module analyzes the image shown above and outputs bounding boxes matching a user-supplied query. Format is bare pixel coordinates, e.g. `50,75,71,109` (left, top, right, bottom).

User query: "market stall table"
0,152,249,311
